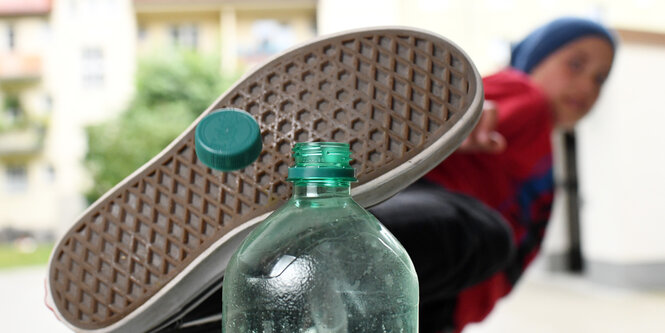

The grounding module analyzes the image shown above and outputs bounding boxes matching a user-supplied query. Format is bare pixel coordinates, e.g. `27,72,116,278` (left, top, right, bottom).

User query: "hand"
458,101,507,153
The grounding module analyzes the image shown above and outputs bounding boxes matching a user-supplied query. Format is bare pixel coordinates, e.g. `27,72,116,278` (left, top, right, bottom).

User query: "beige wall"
0,157,58,230
48,0,136,125
43,0,136,235
578,40,665,263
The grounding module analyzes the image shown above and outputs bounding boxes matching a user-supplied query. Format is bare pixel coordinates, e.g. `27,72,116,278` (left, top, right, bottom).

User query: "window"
169,24,198,50
137,25,147,41
169,25,179,45
6,164,28,193
82,47,104,87
42,94,52,114
239,20,296,67
44,164,55,183
7,24,15,50
250,20,295,55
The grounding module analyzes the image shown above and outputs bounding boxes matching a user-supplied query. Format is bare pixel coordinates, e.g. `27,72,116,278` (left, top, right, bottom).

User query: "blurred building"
0,0,55,232
133,0,316,72
0,0,315,237
0,0,136,236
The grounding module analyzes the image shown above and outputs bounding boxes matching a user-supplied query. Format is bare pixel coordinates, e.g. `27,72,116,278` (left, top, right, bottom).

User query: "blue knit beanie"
510,17,616,73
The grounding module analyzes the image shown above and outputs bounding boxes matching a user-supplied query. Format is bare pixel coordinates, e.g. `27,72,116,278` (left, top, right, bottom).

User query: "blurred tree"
84,50,237,203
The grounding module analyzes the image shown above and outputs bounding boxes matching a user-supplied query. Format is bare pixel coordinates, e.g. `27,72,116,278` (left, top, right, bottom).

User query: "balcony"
0,125,44,157
0,54,42,82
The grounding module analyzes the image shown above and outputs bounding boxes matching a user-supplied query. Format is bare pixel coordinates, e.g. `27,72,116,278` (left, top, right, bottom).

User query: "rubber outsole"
47,27,482,332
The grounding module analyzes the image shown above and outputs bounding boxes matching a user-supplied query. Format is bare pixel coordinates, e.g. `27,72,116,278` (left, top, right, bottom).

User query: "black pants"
163,180,516,333
369,179,515,333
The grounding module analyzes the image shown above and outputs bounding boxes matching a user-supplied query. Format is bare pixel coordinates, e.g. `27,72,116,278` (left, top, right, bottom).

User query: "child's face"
530,36,614,129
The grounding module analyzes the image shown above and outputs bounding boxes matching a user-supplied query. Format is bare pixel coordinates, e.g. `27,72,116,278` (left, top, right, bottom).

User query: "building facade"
0,0,56,232
134,0,316,72
0,0,316,236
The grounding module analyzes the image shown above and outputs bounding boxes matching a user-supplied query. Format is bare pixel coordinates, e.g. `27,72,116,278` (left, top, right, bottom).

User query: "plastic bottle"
221,142,419,333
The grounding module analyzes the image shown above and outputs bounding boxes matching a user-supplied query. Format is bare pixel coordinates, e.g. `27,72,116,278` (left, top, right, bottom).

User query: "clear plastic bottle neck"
287,142,356,200
292,180,351,199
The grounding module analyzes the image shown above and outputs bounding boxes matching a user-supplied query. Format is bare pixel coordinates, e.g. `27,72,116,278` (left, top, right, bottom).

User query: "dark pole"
563,130,584,272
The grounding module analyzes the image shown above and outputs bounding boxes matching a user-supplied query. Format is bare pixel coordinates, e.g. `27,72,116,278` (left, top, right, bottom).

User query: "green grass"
0,243,54,270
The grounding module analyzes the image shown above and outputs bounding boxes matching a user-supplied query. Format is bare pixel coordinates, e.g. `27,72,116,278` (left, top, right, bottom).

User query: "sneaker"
46,27,483,332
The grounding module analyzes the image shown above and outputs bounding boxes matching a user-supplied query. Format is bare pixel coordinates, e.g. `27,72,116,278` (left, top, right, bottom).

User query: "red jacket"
425,68,555,332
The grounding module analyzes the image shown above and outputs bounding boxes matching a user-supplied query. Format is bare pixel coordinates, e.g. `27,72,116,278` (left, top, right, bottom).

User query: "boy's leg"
369,179,515,332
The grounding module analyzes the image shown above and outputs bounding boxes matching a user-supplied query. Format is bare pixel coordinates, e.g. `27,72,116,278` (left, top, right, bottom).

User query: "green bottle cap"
195,108,262,172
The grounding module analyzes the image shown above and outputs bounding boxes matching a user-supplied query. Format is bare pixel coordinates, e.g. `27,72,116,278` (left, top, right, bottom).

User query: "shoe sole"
47,27,482,332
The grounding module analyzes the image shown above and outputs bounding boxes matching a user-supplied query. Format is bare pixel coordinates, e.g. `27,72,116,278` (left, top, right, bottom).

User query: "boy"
371,17,616,332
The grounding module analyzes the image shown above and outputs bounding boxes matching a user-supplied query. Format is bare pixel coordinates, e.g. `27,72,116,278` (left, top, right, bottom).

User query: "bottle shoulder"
229,196,414,276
